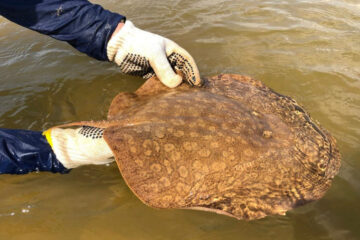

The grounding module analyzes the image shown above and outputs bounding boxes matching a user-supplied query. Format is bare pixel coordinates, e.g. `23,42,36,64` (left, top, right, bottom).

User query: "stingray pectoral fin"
107,76,189,120
211,74,266,87
135,76,191,97
182,206,286,220
183,206,244,220
108,92,139,119
107,76,170,120
102,120,294,221
103,122,213,211
103,123,176,209
135,76,173,96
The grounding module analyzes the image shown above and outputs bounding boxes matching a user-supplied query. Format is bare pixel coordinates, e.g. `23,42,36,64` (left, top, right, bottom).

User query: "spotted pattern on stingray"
61,74,340,221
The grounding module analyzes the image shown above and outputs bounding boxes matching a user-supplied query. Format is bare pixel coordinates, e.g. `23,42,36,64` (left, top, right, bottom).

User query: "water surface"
0,0,359,239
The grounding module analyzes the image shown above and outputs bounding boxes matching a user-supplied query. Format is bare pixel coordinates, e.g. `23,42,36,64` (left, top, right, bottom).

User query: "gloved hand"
107,20,202,88
43,126,114,169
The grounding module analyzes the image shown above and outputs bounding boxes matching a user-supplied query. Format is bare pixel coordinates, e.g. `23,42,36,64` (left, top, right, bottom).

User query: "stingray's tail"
47,120,121,130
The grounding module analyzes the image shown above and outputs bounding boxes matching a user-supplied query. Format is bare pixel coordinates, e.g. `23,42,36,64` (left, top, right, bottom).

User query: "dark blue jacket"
0,129,69,174
0,0,125,60
0,0,125,174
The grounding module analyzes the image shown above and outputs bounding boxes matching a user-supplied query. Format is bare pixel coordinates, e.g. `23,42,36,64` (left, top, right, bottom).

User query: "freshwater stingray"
54,74,341,220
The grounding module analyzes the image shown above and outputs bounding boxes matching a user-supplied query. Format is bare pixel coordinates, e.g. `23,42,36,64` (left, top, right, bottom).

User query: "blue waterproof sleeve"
0,128,69,174
0,0,125,61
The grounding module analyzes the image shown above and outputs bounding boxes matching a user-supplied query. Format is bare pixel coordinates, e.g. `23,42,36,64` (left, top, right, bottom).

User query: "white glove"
107,20,202,88
43,126,114,169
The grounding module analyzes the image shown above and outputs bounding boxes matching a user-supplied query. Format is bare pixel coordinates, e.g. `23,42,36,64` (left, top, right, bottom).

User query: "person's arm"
0,0,202,87
0,0,124,61
0,128,69,174
0,126,115,174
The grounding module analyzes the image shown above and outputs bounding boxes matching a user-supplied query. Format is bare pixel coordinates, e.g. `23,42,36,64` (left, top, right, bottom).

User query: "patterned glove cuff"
107,20,136,62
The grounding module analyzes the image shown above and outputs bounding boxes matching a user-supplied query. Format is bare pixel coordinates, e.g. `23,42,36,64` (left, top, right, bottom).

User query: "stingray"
53,74,341,220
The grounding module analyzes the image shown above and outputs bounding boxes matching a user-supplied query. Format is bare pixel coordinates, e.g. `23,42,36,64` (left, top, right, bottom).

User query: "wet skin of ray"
53,74,340,220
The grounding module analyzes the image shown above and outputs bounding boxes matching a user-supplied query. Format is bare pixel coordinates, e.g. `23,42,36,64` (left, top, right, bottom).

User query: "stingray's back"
103,74,340,220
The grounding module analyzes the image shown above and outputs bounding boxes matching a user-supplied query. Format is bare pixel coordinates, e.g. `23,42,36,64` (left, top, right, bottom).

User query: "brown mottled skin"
55,74,341,220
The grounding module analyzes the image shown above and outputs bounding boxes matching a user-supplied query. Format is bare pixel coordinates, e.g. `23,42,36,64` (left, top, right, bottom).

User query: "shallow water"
0,0,359,239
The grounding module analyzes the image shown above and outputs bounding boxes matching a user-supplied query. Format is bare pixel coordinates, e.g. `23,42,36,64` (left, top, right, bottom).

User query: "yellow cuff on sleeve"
42,129,53,148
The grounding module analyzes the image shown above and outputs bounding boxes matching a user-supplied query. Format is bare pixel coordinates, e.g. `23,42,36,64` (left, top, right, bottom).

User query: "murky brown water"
0,0,360,239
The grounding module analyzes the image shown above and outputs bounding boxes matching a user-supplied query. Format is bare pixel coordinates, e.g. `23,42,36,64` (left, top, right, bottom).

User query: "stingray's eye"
79,126,104,139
